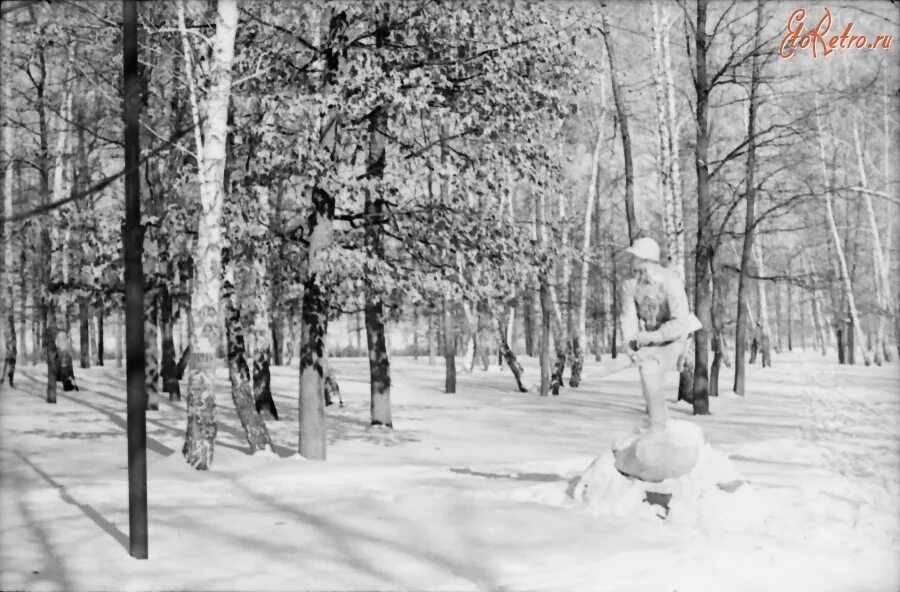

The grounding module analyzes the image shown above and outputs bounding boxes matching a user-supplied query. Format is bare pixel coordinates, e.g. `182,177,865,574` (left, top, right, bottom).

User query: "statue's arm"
619,279,639,346
645,274,692,343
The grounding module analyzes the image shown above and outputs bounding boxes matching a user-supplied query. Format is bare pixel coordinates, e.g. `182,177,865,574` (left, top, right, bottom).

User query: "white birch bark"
843,57,891,363
178,0,206,187
505,170,516,346
252,184,273,382
883,75,892,278
661,6,685,277
801,252,828,356
883,77,897,358
730,239,757,328
548,192,566,330
651,2,674,261
461,302,475,372
601,274,612,352
851,112,890,364
814,100,871,365
575,129,603,367
52,83,74,349
183,0,238,470
753,241,771,337
0,33,11,382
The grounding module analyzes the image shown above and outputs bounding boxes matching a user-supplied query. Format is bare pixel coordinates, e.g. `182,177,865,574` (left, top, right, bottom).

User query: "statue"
614,237,703,482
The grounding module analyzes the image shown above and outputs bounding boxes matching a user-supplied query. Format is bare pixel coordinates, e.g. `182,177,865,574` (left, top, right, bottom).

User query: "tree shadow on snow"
325,413,421,447
200,474,500,590
5,463,75,592
449,467,569,483
74,375,295,458
13,451,129,553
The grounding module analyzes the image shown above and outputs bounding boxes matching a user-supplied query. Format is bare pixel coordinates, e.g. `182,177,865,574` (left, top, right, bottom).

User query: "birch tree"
298,8,346,460
598,2,638,241
182,0,239,470
251,184,277,418
689,0,712,414
549,191,569,395
570,128,602,388
883,77,899,360
801,252,828,357
364,13,392,427
732,11,761,395
814,99,870,366
651,0,693,399
848,83,892,366
28,14,64,403
535,188,551,397
1,14,15,388
753,240,772,368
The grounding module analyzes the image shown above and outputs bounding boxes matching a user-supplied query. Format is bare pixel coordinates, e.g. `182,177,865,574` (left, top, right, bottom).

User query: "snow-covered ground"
1,352,898,592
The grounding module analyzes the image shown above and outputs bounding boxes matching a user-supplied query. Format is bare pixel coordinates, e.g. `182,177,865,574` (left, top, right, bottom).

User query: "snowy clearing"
1,352,898,592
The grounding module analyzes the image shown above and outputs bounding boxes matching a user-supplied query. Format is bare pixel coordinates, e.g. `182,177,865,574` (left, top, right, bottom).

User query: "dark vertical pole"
123,0,148,560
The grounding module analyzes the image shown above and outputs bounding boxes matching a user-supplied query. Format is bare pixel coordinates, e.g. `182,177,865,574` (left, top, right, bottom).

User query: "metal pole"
122,0,148,560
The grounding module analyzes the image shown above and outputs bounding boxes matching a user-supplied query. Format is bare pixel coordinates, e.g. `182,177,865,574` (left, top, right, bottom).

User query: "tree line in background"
0,0,896,467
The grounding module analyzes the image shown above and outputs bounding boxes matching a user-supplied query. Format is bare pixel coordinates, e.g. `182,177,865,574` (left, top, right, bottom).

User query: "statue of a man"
620,237,699,431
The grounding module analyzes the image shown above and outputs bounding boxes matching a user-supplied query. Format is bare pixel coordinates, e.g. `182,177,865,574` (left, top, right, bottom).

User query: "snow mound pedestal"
573,421,762,529
613,420,704,482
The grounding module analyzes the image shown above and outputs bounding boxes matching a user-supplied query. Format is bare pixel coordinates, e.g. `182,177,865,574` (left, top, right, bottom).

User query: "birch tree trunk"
364,56,393,426
814,100,871,366
79,297,90,368
251,185,277,419
182,0,238,470
733,0,763,394
298,8,345,459
882,77,898,360
143,160,160,410
1,27,15,388
599,2,637,241
461,301,476,373
19,236,28,365
850,100,891,365
223,253,273,453
269,188,285,368
95,302,103,366
442,299,456,393
652,1,694,400
709,260,727,397
160,276,179,399
802,253,828,357
38,41,73,401
753,241,772,368
652,1,674,259
571,129,603,388
662,8,685,271
547,200,568,395
504,175,517,352
498,309,527,392
690,0,712,414
427,306,436,365
439,126,457,394
523,291,536,356
158,71,183,399
535,189,551,397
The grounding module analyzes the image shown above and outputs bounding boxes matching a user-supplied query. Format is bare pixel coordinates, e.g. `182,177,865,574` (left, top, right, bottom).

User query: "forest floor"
0,351,898,592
